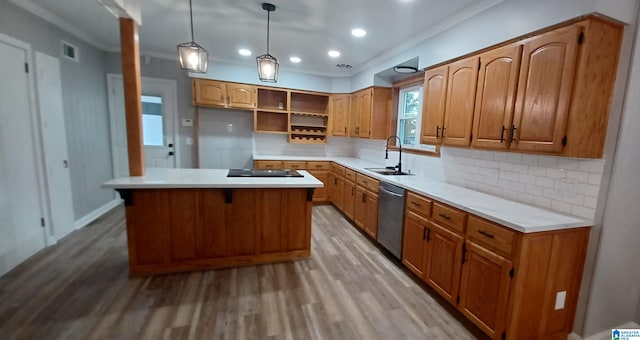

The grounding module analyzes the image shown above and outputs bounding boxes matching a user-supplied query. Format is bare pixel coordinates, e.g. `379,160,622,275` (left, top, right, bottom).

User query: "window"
397,85,422,147
141,95,164,146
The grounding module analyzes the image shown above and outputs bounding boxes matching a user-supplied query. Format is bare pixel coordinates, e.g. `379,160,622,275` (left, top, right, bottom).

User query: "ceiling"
22,0,502,77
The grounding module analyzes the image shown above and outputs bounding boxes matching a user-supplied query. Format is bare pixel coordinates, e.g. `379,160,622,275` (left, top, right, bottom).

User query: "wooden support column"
119,17,144,176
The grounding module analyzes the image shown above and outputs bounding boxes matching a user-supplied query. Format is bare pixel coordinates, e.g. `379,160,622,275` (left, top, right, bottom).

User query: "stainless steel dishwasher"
377,182,406,259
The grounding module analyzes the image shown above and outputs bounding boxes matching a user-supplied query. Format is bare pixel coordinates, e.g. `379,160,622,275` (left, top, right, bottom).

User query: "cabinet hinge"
25,63,29,73
456,295,460,305
509,267,515,278
501,331,506,340
461,243,467,265
40,218,45,227
578,32,584,45
562,135,568,147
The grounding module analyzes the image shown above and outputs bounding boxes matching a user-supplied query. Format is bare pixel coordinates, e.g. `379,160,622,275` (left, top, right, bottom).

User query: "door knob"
168,151,174,156
168,143,174,148
63,160,69,168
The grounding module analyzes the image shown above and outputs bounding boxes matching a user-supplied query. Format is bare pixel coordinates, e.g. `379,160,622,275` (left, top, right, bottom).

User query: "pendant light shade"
257,3,279,82
177,0,208,73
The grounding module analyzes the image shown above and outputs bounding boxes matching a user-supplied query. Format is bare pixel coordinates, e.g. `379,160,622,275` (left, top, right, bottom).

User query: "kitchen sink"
365,168,414,176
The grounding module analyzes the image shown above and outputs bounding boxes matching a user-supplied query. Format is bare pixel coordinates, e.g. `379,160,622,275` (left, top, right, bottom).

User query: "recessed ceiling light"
289,56,301,63
351,28,366,37
238,49,252,56
328,50,341,58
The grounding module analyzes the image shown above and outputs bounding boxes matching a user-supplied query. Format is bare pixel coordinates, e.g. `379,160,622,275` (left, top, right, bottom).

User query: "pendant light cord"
266,9,270,54
189,0,195,42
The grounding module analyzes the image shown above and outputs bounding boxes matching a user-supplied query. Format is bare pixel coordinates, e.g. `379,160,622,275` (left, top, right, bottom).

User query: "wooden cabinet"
349,87,392,139
424,221,464,305
420,65,448,144
402,211,429,277
282,161,306,170
343,174,356,220
254,160,283,169
255,88,288,134
458,241,512,338
510,25,581,153
471,43,522,149
442,56,479,146
289,92,330,144
308,170,329,202
193,79,256,109
354,174,379,237
329,164,345,211
330,94,350,136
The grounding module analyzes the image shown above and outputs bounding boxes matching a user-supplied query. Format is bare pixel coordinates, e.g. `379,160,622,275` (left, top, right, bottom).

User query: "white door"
107,74,178,177
35,52,75,242
0,35,47,276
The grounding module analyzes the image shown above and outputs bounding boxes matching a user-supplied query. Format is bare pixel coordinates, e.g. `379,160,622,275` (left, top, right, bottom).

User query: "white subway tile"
584,196,598,209
538,156,558,168
510,181,527,193
546,168,567,179
471,150,484,159
503,171,520,181
588,173,602,185
511,164,529,174
528,166,547,176
507,153,522,163
494,152,508,162
498,179,510,188
499,162,512,171
474,159,487,167
518,174,537,185
526,184,544,196
533,196,552,208
482,151,495,160
566,170,589,183
557,158,580,170
562,194,585,205
551,200,572,214
577,183,600,197
578,160,604,174
488,187,504,196
571,206,595,220
543,187,559,197
485,160,500,169
503,190,518,200
535,176,556,189
521,155,539,166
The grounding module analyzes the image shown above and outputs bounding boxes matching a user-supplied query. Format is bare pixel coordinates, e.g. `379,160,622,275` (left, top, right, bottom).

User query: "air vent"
62,41,79,62
336,64,352,69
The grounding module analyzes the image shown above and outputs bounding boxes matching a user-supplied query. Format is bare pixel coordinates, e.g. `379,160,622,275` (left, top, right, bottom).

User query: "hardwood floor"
0,205,487,339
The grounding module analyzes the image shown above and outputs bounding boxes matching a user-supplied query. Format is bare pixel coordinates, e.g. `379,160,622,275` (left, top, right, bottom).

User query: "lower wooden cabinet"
308,170,329,202
354,179,379,238
402,211,429,277
331,174,344,211
343,179,356,220
424,221,464,305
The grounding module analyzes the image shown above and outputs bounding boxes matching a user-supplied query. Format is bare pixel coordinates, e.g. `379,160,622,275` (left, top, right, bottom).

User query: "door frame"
0,33,50,246
106,74,180,179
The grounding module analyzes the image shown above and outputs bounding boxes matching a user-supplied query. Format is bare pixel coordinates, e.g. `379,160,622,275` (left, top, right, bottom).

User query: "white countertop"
102,168,324,189
256,155,591,233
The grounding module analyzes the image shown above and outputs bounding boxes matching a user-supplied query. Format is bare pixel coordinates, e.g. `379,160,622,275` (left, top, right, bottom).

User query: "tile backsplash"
253,134,353,157
442,147,603,220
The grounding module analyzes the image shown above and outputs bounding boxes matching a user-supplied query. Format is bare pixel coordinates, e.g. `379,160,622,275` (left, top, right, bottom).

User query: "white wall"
198,108,254,169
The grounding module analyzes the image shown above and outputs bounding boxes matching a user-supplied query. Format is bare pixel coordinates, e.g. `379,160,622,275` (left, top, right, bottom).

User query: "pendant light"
256,3,279,82
177,0,208,73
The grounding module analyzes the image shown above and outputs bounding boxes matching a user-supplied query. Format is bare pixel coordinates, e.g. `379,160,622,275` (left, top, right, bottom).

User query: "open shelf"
290,92,329,115
289,135,327,144
291,111,329,118
255,110,288,134
257,88,288,111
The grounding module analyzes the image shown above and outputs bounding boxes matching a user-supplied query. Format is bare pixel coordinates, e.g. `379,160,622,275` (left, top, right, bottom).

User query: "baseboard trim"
570,322,640,340
74,198,122,230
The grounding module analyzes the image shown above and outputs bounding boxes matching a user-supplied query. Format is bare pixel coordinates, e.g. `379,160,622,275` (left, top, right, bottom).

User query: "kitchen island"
103,168,324,276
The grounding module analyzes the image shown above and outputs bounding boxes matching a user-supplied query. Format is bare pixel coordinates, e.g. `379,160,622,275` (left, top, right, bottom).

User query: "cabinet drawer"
307,161,331,170
356,173,379,193
254,160,283,169
432,202,467,233
331,163,346,176
467,216,516,258
406,192,432,218
283,161,306,170
344,169,356,182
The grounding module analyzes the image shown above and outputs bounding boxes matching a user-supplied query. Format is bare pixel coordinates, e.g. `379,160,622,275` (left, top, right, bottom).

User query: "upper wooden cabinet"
471,43,522,149
420,65,448,144
193,79,256,109
442,56,479,147
421,16,622,158
349,87,392,139
330,94,350,137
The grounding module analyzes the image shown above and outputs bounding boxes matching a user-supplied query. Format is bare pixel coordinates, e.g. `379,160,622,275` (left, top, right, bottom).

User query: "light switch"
181,118,193,127
227,124,233,132
185,137,193,145
554,291,566,310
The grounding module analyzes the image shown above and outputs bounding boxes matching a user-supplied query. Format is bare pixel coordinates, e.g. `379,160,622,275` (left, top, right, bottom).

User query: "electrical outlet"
554,291,566,310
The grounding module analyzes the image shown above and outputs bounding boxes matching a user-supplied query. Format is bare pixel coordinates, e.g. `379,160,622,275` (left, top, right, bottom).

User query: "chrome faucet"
385,135,402,174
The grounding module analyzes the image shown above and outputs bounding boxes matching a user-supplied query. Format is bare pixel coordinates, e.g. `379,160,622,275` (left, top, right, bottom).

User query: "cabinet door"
421,65,449,145
402,211,429,278
332,175,345,211
442,56,479,146
511,25,581,153
194,79,226,107
471,44,522,149
309,170,329,202
363,192,378,238
331,94,350,136
354,186,367,230
227,83,255,109
359,89,373,138
254,160,283,169
343,180,356,220
424,221,464,305
349,93,361,137
458,241,512,338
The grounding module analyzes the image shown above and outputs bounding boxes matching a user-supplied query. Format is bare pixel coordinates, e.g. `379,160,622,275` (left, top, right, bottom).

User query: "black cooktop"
227,169,304,177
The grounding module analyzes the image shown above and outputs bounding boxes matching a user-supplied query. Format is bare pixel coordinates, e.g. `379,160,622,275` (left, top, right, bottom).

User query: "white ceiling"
20,0,503,77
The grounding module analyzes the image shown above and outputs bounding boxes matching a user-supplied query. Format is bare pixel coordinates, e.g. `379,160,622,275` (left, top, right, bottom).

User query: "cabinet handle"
422,227,427,240
411,201,421,207
441,127,446,138
334,178,337,185
344,127,347,134
438,213,452,220
477,230,495,239
362,193,366,203
436,126,440,139
316,165,323,168
266,164,273,168
511,125,517,142
500,125,506,143
426,228,431,242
